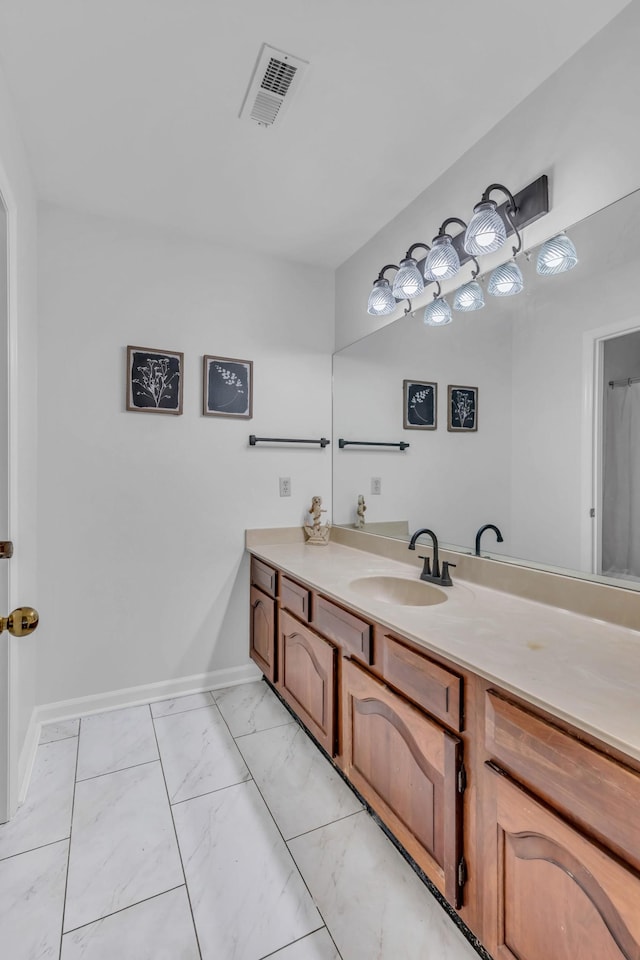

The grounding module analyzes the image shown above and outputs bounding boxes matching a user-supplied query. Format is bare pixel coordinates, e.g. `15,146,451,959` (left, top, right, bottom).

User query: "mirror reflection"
333,188,640,590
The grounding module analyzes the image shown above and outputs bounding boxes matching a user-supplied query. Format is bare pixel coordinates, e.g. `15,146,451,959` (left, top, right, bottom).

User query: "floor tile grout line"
0,834,71,865
150,696,215,720
169,775,253,807
149,700,204,960
58,717,81,958
38,733,80,747
243,759,334,945
255,924,331,960
75,757,160,785
285,807,364,844
233,717,297,740
61,882,187,936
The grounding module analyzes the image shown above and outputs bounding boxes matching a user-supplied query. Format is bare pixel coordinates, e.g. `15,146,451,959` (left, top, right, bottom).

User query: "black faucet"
408,528,456,586
475,523,504,557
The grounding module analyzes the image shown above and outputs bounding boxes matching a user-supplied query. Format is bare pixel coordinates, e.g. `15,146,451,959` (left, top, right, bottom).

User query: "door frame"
581,316,640,578
0,159,19,823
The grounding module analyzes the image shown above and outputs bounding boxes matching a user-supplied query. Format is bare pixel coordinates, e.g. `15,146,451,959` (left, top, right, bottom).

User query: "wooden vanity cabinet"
482,692,640,960
249,581,277,683
343,657,465,907
277,609,337,756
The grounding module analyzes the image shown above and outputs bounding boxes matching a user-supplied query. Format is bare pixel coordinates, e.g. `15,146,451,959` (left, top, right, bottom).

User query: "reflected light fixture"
392,244,431,300
488,260,524,297
453,281,485,312
536,233,578,275
367,264,399,316
423,285,452,326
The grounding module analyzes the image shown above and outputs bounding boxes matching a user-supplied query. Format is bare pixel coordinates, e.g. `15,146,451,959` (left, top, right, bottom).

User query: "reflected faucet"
475,523,504,557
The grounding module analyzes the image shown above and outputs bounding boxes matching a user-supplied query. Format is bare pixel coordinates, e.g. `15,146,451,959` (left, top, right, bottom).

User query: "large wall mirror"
333,187,640,591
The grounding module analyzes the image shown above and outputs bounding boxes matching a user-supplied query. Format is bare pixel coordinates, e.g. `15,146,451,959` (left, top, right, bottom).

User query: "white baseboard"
18,661,262,802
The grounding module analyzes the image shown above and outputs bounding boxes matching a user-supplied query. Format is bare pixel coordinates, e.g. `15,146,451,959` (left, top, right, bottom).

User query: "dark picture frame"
203,355,253,419
447,385,478,432
126,345,184,415
403,380,437,430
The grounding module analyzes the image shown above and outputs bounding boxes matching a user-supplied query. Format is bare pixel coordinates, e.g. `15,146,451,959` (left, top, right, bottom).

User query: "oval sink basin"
349,576,447,607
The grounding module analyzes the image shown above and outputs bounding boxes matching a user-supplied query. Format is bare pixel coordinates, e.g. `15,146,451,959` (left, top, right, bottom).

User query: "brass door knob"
0,607,39,637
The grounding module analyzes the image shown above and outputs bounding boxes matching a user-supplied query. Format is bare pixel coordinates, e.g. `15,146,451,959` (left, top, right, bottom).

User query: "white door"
0,192,9,822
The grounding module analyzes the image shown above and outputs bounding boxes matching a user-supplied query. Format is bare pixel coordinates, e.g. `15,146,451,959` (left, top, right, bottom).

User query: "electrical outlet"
279,477,291,497
371,477,382,495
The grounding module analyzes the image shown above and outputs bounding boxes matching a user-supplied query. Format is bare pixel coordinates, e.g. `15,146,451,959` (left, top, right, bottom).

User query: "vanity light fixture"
536,233,578,275
392,244,431,300
424,217,469,281
366,175,550,318
487,260,524,297
453,280,485,312
464,183,522,257
367,264,399,316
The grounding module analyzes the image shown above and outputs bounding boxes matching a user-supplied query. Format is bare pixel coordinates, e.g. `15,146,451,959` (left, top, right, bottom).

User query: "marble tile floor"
0,679,481,960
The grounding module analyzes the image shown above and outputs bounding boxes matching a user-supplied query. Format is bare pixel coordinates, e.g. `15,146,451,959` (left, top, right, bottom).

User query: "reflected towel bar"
249,435,330,448
338,439,410,450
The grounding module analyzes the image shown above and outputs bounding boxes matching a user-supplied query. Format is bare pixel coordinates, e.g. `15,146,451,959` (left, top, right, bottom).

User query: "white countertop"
249,540,640,762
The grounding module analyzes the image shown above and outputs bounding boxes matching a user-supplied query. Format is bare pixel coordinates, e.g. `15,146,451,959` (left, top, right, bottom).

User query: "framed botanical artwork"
126,345,183,414
403,380,437,430
203,355,253,418
448,385,478,432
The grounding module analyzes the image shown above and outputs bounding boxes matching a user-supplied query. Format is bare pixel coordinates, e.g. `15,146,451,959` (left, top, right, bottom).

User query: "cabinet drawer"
314,596,372,663
378,632,463,732
280,575,311,622
486,691,640,870
250,556,277,598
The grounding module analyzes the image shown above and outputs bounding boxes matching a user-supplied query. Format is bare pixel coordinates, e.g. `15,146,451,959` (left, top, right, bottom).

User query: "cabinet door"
342,658,464,907
483,764,640,960
278,610,337,755
250,585,276,682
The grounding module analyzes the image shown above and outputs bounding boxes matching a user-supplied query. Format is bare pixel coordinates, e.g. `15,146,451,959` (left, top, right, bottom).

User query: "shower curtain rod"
608,376,640,388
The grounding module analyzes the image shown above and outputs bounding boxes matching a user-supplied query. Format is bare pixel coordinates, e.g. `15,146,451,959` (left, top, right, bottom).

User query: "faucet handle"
418,555,431,577
440,561,456,586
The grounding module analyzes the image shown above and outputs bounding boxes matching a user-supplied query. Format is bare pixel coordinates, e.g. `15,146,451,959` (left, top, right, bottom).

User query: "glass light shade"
392,258,424,299
423,298,452,326
424,236,460,281
536,234,578,275
488,261,524,297
453,281,485,312
464,201,507,255
367,278,396,316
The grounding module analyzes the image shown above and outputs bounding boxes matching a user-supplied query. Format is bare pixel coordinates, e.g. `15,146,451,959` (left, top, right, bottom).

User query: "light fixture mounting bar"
413,174,549,286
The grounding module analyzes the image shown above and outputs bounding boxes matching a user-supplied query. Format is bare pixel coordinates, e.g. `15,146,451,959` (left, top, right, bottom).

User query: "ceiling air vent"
239,44,309,128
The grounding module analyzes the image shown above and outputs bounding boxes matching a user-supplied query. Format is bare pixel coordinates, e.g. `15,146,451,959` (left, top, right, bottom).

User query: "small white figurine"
355,494,367,529
303,495,331,545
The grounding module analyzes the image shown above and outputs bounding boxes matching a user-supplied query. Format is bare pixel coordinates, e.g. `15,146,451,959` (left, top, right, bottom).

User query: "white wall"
335,2,640,351
0,58,39,802
37,206,333,707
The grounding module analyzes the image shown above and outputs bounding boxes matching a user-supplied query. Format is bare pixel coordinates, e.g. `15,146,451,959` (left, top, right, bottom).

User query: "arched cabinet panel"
483,765,640,960
278,610,337,755
250,585,276,682
342,657,464,907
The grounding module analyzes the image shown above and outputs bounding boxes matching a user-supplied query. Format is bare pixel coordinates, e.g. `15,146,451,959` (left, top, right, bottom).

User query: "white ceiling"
0,0,630,267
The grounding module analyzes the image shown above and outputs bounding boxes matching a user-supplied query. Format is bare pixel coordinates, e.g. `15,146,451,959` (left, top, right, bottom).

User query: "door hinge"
0,541,13,559
589,507,596,518
457,856,467,890
457,763,467,794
